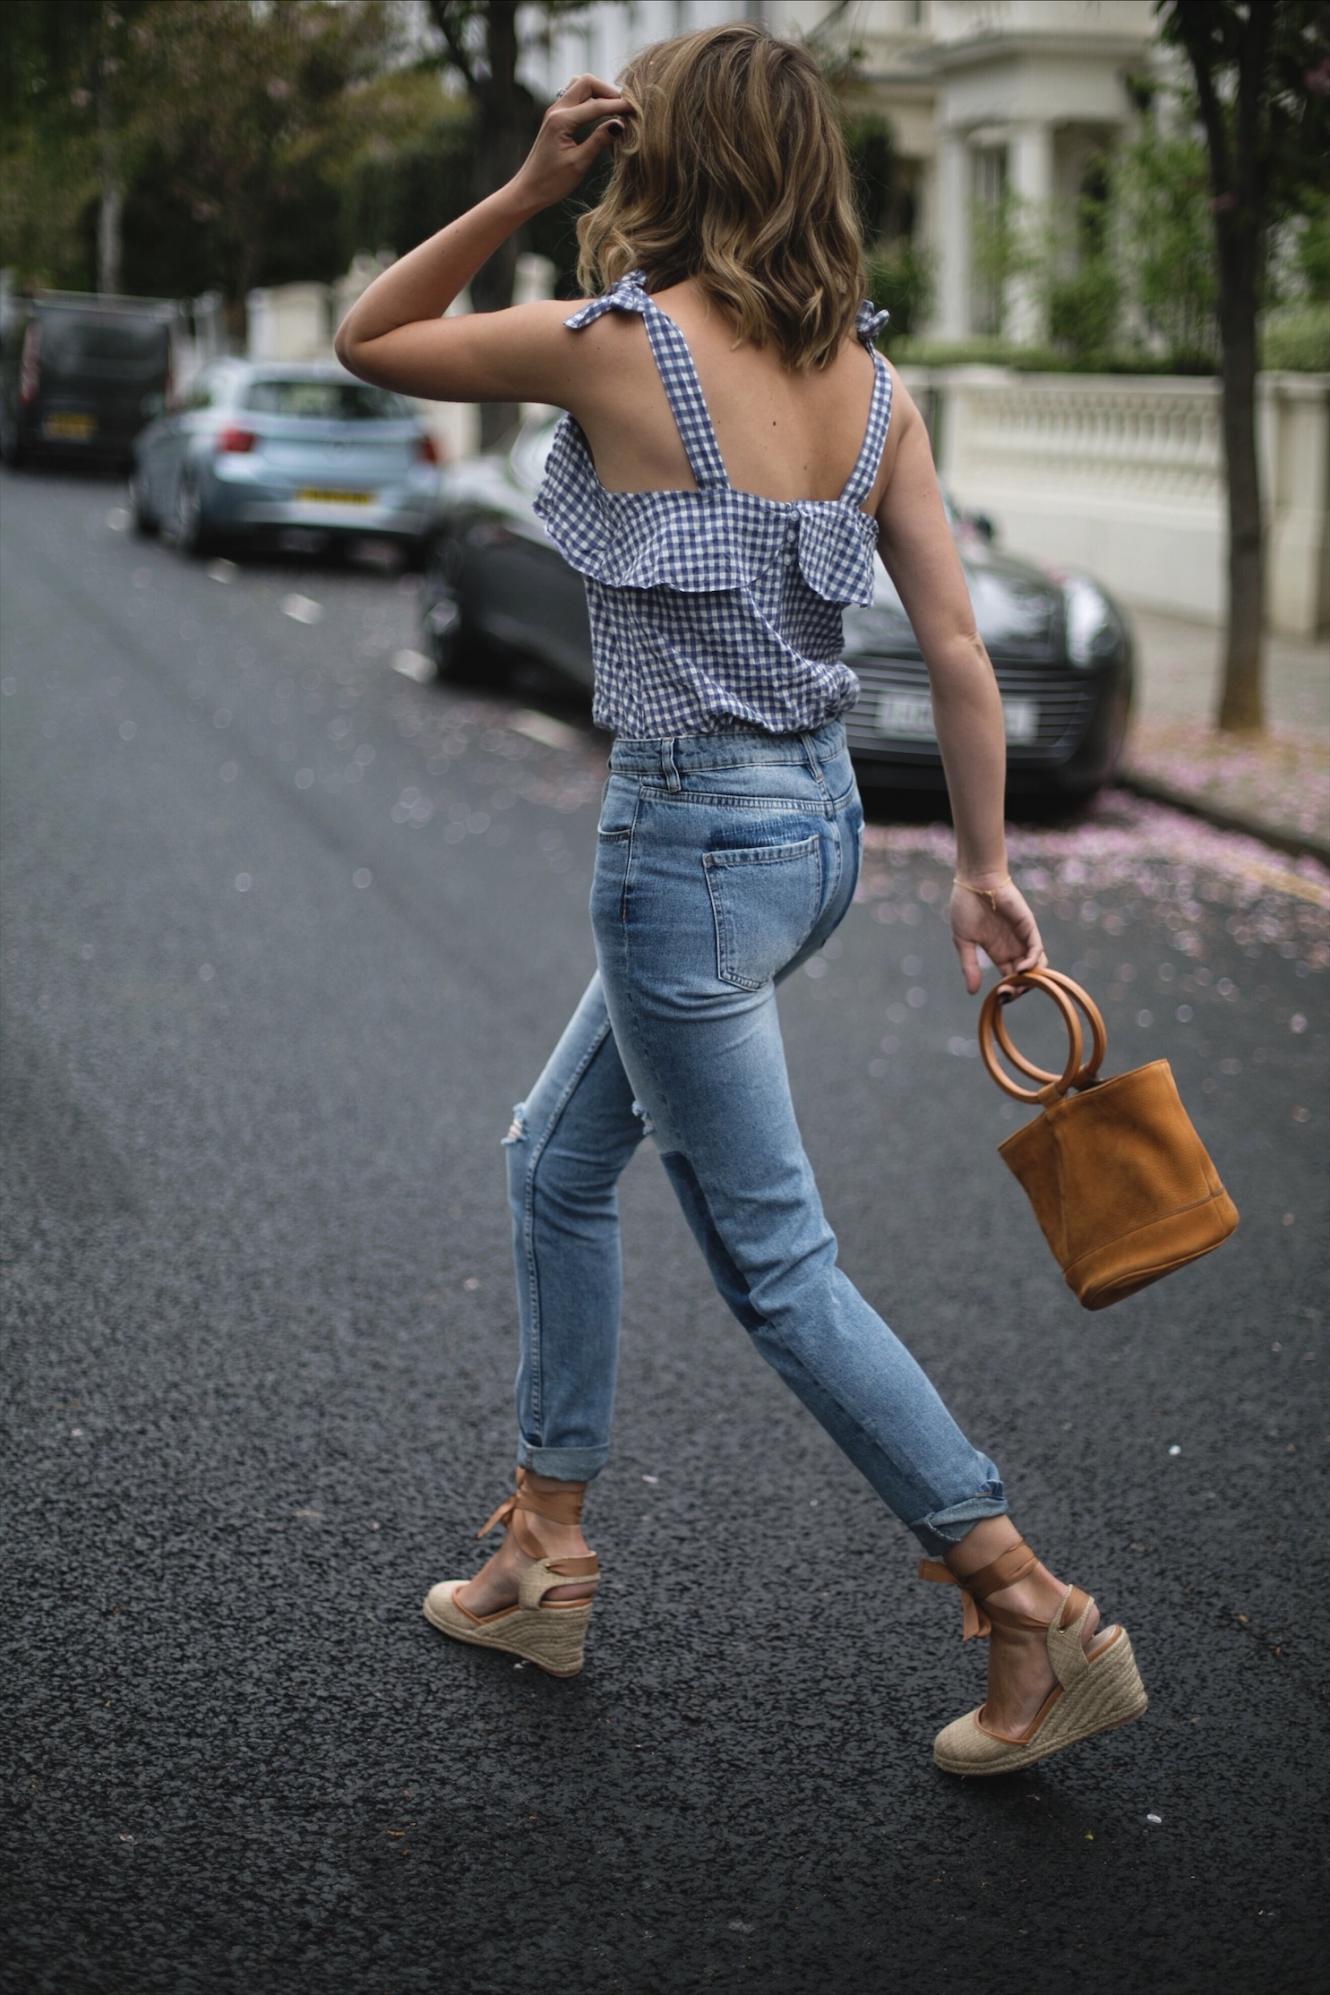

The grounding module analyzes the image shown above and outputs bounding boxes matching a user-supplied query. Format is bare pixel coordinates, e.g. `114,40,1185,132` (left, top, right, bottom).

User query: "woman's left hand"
509,74,633,213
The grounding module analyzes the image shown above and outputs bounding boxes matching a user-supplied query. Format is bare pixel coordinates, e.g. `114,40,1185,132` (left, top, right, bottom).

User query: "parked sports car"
128,359,441,564
420,413,1133,802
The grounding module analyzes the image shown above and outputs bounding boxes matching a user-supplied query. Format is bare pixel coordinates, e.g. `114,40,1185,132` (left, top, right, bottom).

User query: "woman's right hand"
949,879,1047,996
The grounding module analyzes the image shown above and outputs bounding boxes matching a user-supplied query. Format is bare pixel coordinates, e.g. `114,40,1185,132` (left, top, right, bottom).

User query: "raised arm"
874,373,1046,995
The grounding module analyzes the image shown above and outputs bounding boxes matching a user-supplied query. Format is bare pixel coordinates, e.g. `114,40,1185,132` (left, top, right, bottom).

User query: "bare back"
565,278,901,520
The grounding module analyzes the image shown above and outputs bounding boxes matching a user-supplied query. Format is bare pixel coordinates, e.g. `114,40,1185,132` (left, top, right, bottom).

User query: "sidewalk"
1119,607,1330,862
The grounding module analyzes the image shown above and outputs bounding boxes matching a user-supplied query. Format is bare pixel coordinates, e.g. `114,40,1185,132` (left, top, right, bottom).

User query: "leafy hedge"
1260,306,1330,372
879,336,1219,376
880,313,1330,375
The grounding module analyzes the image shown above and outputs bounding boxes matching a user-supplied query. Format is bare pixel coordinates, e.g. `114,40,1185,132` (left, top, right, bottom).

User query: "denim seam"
618,784,644,925
516,1015,617,1436
665,1145,986,1530
615,893,958,1518
632,786,837,818
617,753,809,772
798,733,834,804
701,837,822,869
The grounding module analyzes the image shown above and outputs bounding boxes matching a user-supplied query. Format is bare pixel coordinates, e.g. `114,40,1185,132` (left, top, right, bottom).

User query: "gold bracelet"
952,873,1012,913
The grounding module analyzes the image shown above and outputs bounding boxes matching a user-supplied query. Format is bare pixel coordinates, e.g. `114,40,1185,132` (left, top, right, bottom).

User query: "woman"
335,22,1147,1775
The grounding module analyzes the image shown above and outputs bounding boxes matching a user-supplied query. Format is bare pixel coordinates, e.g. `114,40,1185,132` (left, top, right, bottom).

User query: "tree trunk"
1213,219,1266,734
470,1,536,453
96,39,122,295
1171,0,1273,738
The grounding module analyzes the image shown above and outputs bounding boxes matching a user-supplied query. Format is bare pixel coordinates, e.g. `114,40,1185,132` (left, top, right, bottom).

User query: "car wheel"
1103,686,1132,787
170,473,214,558
425,596,505,687
0,416,26,469
128,465,158,536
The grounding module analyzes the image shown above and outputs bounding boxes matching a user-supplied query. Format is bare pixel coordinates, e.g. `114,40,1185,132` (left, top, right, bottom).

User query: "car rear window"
242,379,412,421
40,311,168,373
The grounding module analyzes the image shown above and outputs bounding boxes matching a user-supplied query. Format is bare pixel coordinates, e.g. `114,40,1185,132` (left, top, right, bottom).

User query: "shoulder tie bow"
562,266,650,330
856,298,891,347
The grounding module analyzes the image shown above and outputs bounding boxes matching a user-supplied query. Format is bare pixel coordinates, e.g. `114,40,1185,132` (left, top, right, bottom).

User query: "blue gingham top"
532,266,892,738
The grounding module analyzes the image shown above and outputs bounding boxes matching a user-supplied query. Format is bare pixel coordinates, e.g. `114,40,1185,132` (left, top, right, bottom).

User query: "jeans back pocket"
702,833,824,991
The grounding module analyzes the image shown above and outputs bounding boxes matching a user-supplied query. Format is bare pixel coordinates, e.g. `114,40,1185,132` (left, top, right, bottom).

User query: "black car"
420,413,1134,803
0,290,181,474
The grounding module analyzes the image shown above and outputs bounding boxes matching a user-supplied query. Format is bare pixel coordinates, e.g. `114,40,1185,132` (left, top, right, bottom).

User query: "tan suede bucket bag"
976,966,1239,1311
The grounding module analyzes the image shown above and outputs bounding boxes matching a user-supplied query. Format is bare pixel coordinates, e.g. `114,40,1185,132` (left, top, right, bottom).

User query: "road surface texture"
3,465,1327,1995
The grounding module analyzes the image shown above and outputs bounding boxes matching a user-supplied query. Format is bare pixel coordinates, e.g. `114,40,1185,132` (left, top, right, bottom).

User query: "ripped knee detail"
630,1096,655,1138
501,1101,528,1147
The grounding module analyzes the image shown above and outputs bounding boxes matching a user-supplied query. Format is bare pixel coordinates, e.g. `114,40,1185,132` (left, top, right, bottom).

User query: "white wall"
915,365,1330,637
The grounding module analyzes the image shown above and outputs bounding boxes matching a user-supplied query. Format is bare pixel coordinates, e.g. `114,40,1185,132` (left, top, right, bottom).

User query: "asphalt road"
2,463,1327,1995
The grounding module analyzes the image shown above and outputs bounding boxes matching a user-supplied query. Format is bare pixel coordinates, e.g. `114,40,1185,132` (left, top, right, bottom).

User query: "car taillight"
215,426,256,453
18,322,40,406
416,432,440,465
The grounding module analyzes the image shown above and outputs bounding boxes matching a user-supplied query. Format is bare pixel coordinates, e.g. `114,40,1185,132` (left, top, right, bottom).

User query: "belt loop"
799,730,823,782
662,738,682,793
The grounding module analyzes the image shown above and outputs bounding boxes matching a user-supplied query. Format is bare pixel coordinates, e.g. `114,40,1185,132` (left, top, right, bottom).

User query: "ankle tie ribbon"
917,1562,991,1641
917,1540,1040,1642
475,1468,587,1554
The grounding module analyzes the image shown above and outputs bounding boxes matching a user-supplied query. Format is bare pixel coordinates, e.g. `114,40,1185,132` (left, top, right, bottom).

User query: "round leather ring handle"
977,967,1086,1103
993,966,1108,1090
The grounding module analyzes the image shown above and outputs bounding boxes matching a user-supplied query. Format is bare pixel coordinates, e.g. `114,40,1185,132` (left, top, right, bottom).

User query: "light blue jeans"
499,717,1008,1556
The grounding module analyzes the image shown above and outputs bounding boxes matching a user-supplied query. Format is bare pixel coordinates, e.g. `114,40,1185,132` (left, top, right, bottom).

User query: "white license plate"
875,693,935,739
874,692,1039,745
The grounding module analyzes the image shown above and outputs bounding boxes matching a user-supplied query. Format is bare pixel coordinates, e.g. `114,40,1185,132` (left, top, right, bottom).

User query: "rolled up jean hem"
515,1441,609,1481
909,1484,1010,1559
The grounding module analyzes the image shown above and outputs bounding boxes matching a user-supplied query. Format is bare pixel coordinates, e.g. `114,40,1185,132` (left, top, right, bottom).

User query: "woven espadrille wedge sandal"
423,1466,600,1679
919,1539,1148,1775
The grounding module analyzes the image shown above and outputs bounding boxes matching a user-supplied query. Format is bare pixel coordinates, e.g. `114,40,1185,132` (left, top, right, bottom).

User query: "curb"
1116,768,1330,869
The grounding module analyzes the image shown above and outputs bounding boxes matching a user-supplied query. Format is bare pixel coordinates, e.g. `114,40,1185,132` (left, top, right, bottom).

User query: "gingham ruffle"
531,266,894,736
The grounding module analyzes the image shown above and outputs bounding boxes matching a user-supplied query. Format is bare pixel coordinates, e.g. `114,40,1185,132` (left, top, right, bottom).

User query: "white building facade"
525,0,1161,344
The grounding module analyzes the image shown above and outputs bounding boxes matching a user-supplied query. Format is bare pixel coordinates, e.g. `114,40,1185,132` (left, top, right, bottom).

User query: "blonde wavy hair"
574,21,868,374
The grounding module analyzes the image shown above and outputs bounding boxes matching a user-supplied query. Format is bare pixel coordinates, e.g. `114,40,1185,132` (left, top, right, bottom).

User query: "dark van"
0,292,180,472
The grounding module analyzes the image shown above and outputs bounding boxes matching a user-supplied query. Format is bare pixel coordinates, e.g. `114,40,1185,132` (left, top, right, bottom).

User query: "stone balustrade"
905,366,1330,637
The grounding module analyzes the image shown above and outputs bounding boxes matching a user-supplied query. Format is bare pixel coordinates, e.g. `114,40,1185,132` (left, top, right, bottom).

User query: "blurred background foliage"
1,0,403,312
1,0,1326,373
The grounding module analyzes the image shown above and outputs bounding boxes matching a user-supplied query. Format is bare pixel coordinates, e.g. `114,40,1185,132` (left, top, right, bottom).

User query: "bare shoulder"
884,358,919,435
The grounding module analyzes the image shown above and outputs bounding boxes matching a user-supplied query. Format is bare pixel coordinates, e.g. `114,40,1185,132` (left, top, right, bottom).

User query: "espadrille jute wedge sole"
931,1623,1148,1775
423,1574,595,1678
423,1465,600,1679
920,1538,1147,1777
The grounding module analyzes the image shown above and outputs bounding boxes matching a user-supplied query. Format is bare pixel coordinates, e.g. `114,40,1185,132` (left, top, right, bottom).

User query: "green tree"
0,0,162,293
1157,0,1330,735
1,1,396,324
1037,162,1121,362
1112,120,1218,367
142,0,395,331
421,0,597,449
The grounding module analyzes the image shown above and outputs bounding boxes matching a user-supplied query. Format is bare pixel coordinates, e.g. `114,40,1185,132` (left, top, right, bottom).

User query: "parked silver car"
128,359,441,563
